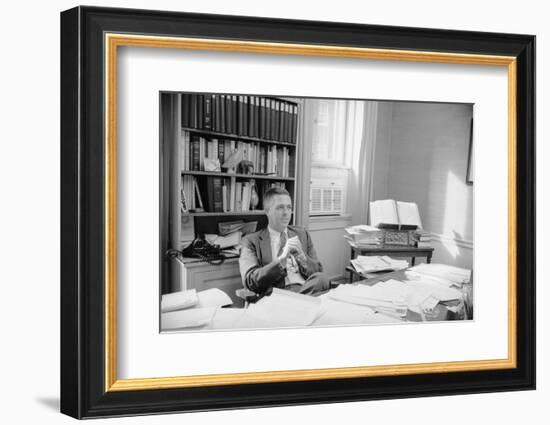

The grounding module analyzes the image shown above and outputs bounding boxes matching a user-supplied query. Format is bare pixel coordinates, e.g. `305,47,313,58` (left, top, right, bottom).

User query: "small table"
349,244,434,265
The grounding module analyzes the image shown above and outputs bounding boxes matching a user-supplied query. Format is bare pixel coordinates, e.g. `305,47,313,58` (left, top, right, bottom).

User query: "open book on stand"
369,199,422,230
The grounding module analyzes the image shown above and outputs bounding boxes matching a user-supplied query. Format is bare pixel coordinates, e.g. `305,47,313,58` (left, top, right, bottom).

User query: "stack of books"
413,230,432,248
344,225,383,247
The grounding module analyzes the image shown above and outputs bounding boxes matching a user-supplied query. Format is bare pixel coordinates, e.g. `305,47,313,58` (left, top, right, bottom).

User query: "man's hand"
277,236,305,265
286,236,305,258
286,236,308,266
277,242,291,265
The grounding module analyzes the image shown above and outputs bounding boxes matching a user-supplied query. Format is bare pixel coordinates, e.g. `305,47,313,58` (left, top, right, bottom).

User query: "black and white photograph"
160,93,474,332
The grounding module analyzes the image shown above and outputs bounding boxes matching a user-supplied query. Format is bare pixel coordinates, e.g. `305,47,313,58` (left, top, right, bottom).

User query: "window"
308,99,362,217
309,179,345,216
311,100,349,167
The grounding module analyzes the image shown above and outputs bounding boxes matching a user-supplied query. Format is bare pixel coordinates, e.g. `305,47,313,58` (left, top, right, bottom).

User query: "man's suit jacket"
239,225,323,295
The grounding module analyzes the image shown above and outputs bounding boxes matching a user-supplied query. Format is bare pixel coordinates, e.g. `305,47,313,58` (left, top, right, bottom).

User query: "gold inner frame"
104,33,517,392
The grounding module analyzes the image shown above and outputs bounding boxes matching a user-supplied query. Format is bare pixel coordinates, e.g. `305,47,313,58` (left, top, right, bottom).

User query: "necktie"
277,231,287,257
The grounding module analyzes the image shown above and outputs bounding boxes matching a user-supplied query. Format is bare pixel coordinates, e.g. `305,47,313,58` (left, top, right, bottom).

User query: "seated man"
239,187,330,296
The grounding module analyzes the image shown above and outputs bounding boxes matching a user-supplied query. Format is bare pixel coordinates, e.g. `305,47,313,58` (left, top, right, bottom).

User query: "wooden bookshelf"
178,93,300,239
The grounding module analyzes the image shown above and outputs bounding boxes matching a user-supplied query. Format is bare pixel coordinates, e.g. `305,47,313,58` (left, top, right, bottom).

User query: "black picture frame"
61,6,535,419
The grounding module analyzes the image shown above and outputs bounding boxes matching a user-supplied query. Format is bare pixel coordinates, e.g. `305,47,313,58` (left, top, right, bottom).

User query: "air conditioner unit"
309,178,345,215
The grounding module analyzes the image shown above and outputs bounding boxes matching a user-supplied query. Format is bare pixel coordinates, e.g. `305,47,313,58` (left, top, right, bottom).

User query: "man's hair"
263,187,291,210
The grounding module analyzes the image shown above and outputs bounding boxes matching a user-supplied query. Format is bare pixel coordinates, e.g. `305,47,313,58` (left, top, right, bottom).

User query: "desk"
172,255,244,307
161,268,470,331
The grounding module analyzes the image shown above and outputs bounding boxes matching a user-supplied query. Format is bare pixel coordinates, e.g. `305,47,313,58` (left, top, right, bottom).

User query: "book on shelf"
182,175,289,214
181,134,293,178
181,93,298,143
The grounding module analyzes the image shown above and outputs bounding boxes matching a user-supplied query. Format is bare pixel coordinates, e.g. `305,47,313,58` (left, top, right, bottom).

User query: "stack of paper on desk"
162,308,246,332
344,225,383,246
161,289,199,313
162,307,217,330
234,288,324,329
328,281,409,318
329,278,465,318
160,288,233,330
313,298,376,326
406,263,471,287
351,255,409,274
161,288,233,313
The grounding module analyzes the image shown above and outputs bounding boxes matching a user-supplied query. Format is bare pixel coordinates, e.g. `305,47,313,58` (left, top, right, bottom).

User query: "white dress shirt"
267,226,306,286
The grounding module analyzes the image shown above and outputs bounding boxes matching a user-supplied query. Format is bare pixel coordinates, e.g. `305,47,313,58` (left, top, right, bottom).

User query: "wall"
308,215,352,279
372,102,393,200
373,102,474,269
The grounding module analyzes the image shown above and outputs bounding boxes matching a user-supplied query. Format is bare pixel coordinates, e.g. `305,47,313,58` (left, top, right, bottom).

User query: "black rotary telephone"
167,235,226,265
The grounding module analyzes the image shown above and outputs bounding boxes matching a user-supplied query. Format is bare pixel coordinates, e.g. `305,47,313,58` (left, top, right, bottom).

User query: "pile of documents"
161,288,233,331
412,230,431,248
204,231,242,250
329,276,466,320
328,280,410,318
351,255,409,274
234,288,325,329
405,263,471,288
344,224,383,246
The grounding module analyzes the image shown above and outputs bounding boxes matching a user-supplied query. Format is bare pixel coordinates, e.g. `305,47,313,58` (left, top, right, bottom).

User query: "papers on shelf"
351,255,409,274
406,263,471,287
234,288,324,329
204,231,242,249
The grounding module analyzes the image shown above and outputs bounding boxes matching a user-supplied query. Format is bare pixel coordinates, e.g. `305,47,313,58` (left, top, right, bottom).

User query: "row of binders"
181,132,294,178
181,93,298,143
181,175,287,213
